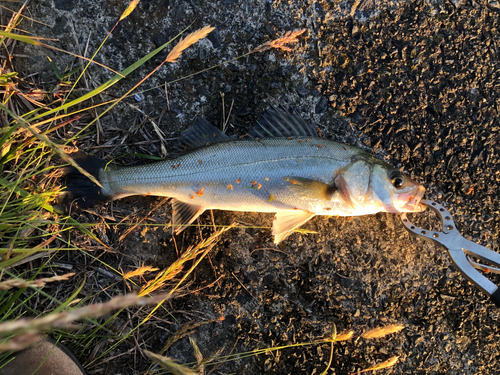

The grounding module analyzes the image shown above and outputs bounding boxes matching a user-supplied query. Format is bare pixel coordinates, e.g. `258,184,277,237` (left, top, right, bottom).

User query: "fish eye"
389,171,406,189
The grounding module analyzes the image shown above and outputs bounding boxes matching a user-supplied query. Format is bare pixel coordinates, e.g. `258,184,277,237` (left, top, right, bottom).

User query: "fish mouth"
398,185,426,212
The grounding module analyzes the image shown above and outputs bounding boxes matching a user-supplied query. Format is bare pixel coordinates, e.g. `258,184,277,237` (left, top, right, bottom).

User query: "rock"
315,96,328,113
297,85,310,97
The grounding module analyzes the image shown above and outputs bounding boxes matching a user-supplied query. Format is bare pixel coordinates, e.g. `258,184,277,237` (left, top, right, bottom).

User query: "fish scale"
101,137,360,214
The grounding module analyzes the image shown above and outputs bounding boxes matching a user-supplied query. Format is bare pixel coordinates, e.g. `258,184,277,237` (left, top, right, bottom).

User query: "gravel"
9,0,500,373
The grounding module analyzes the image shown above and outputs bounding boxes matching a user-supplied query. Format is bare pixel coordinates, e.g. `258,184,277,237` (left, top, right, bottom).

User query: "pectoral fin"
272,210,315,244
171,199,205,234
283,176,337,200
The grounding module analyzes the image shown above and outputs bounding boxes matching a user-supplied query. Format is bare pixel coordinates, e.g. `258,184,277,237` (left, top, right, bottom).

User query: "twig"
88,139,176,149
164,83,170,111
231,272,257,301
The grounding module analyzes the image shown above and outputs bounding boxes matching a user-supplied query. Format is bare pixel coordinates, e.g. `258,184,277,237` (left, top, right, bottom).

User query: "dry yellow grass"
335,331,355,341
121,266,159,280
361,324,405,339
0,332,42,352
351,356,400,374
119,0,141,21
144,350,198,375
166,25,216,63
139,223,236,296
0,273,75,290
252,29,306,53
0,293,170,352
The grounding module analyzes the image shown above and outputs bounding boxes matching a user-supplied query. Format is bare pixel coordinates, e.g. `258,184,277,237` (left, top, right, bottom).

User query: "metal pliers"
400,199,500,307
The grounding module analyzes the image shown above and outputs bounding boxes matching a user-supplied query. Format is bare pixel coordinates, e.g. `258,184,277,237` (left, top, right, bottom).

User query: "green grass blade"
0,125,19,151
0,72,18,85
29,27,190,123
0,289,26,320
47,56,61,80
0,103,102,188
64,217,107,247
51,277,85,314
0,236,56,269
0,31,44,46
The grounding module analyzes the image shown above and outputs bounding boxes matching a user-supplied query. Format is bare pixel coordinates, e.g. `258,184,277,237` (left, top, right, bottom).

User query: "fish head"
334,157,425,214
369,164,426,213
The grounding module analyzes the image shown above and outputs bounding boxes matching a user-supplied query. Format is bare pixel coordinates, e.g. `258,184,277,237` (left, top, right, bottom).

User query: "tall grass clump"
0,1,223,369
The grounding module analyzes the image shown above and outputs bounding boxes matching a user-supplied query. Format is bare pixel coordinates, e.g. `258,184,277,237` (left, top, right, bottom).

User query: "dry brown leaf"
166,26,215,63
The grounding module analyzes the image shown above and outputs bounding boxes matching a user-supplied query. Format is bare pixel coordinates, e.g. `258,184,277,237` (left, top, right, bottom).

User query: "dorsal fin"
173,118,230,153
248,106,318,139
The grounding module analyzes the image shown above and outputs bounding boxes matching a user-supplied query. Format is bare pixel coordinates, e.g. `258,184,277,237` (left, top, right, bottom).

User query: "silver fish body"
104,138,386,215
60,107,425,243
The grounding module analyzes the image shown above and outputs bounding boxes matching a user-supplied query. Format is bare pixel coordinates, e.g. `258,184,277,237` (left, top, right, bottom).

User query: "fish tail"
55,152,114,213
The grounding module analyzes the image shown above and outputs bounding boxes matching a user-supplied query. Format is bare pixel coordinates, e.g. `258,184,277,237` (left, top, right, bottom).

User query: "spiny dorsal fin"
283,176,337,200
174,118,230,153
171,199,205,234
248,106,318,139
272,210,315,244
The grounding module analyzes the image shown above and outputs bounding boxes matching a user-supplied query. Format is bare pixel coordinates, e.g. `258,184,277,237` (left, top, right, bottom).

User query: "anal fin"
272,210,315,244
171,199,205,234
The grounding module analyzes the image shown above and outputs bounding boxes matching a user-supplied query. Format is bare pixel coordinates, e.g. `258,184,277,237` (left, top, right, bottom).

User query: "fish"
57,106,425,243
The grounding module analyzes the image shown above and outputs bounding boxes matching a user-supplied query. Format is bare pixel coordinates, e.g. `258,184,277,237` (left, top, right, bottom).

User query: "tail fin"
55,152,113,214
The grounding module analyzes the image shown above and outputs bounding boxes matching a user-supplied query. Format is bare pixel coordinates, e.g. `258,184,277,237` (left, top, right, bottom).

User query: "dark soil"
8,0,500,374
